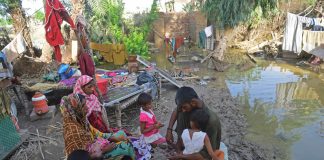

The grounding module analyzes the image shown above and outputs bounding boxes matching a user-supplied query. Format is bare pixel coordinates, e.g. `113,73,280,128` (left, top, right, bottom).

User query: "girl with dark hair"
137,93,166,146
170,109,223,160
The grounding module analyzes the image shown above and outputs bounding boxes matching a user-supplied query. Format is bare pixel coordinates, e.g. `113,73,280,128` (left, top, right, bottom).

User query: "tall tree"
0,0,35,57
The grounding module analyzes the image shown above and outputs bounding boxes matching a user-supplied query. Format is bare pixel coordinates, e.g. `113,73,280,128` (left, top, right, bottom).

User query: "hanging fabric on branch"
45,0,76,62
1,32,27,63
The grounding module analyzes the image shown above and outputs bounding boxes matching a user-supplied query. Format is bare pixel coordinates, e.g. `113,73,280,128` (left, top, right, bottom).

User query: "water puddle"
226,60,324,160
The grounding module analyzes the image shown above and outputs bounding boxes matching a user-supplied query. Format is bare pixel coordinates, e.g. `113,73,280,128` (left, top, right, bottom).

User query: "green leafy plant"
87,0,124,43
0,17,12,26
34,10,45,22
123,27,149,58
202,0,279,28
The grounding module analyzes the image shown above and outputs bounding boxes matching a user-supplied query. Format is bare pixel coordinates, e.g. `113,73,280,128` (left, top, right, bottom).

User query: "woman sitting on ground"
74,75,109,133
61,93,135,159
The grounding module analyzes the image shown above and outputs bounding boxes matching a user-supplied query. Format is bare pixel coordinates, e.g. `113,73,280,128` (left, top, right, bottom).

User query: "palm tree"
0,0,35,57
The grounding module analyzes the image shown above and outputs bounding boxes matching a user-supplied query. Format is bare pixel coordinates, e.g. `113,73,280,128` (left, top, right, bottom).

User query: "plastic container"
96,78,109,95
32,92,49,115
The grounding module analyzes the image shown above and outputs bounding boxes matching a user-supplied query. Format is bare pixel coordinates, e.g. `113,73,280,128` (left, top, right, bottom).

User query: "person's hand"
166,129,174,144
102,142,116,153
117,136,128,142
158,122,165,128
154,124,161,129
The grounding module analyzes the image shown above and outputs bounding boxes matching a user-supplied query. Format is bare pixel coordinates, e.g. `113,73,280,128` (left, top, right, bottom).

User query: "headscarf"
61,94,88,130
61,94,92,155
73,75,101,117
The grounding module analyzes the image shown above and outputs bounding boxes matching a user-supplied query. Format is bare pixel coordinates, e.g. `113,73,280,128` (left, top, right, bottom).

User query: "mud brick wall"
153,11,207,49
164,13,190,37
189,11,207,44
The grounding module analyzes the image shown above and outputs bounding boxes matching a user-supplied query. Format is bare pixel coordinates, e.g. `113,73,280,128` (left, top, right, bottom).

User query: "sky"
21,0,190,16
22,0,44,16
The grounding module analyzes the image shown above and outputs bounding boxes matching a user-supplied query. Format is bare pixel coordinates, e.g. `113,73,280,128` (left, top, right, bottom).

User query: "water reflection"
226,61,324,160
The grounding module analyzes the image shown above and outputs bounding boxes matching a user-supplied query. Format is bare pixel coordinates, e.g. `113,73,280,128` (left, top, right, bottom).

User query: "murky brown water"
152,49,324,160
226,60,324,160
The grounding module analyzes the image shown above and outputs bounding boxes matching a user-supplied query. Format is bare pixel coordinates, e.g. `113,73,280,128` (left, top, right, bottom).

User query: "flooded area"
152,50,324,159
226,60,324,160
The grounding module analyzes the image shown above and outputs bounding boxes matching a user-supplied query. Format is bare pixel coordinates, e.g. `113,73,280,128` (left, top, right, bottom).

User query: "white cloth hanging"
204,25,213,37
282,12,312,54
1,32,27,62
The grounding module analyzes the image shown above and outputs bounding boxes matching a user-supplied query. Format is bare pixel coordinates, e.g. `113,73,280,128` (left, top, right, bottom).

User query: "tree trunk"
70,0,86,40
9,2,35,57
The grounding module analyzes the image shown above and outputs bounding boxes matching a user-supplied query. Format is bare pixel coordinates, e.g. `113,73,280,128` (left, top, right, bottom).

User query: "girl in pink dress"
138,93,166,146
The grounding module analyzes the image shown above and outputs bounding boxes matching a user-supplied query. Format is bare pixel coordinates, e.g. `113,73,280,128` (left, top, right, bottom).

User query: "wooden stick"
200,51,216,63
28,132,57,141
36,129,45,160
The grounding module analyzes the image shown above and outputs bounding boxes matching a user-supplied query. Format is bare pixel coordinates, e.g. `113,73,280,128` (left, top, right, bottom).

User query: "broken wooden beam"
247,35,283,54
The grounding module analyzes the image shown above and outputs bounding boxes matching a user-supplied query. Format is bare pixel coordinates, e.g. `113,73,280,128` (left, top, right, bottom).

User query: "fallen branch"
201,37,227,63
36,129,45,160
247,35,283,54
200,51,216,63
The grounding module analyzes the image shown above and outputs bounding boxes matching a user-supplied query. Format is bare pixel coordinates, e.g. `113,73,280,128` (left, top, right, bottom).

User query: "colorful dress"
139,108,166,144
61,94,135,159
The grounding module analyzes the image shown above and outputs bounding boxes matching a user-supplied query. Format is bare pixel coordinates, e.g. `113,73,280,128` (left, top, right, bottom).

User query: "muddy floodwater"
152,50,324,159
226,60,324,160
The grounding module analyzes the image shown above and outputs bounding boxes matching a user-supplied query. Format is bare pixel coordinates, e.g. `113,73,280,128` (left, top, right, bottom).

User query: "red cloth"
45,0,75,62
78,53,95,76
173,36,184,57
54,46,62,62
88,111,109,133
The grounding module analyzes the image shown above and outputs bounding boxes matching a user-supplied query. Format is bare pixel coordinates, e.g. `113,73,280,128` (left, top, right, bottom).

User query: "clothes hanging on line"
204,25,213,37
302,30,324,53
282,12,313,54
0,51,13,79
45,0,75,62
199,31,206,49
1,32,27,63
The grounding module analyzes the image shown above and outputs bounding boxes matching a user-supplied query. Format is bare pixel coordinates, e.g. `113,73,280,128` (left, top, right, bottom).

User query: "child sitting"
138,93,166,146
172,109,223,160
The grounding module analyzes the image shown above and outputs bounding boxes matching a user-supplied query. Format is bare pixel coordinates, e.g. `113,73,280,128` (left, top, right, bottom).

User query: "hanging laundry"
282,12,312,54
1,32,27,63
2,42,19,63
78,52,95,76
199,30,206,49
45,0,76,62
0,51,13,79
173,36,184,57
204,25,213,37
302,30,324,53
15,32,26,54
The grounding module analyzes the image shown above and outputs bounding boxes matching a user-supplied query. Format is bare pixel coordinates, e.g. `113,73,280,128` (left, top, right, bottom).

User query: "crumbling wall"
152,11,207,49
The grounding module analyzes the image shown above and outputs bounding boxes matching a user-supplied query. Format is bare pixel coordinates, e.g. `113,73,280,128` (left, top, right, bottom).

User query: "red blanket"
45,0,75,62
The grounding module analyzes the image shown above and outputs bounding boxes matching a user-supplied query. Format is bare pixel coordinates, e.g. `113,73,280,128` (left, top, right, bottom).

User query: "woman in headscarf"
73,75,109,133
61,94,135,159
